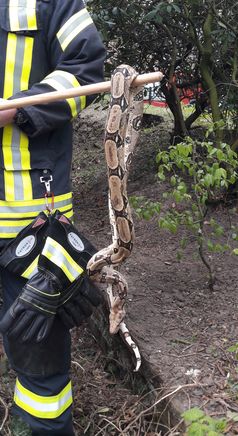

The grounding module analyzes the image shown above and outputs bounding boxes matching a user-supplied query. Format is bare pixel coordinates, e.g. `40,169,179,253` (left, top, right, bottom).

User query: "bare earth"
72,105,238,434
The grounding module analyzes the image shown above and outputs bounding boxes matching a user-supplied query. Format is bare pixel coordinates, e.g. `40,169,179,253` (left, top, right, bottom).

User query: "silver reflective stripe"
41,70,85,116
18,0,28,29
0,208,73,238
14,379,73,418
42,74,81,113
57,8,93,51
0,196,72,215
42,237,83,282
9,0,37,31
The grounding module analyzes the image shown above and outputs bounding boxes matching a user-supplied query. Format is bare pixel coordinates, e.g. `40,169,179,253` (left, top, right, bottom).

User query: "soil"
1,104,238,435
71,105,238,434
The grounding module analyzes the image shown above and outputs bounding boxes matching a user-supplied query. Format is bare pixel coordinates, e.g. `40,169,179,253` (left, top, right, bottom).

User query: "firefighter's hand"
58,275,102,329
0,270,60,342
0,100,16,127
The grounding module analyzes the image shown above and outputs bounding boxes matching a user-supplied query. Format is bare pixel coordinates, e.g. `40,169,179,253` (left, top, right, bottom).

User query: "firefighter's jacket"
0,0,106,244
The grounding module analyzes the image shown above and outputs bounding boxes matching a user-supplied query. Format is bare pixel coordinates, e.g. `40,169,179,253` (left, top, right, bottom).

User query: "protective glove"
0,213,62,342
53,210,102,329
58,275,102,329
0,210,102,341
0,269,61,342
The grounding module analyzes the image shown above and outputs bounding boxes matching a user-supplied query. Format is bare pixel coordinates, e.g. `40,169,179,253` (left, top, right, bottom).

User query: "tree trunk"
161,80,188,141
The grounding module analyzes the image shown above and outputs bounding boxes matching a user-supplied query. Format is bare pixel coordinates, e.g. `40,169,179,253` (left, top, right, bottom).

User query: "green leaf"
171,175,176,186
187,422,206,436
216,149,224,160
227,344,238,352
232,248,238,255
182,407,205,423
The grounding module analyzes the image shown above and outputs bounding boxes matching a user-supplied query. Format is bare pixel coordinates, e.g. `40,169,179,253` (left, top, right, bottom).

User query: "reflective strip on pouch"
41,70,86,117
14,379,73,419
57,8,93,51
0,193,73,238
9,0,37,31
2,32,34,200
42,236,84,282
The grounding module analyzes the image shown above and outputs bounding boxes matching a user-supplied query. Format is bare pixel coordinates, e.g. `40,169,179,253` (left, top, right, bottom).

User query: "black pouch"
0,212,49,277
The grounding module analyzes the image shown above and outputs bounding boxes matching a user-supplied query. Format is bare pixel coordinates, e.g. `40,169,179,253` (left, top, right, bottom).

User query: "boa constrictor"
87,65,143,372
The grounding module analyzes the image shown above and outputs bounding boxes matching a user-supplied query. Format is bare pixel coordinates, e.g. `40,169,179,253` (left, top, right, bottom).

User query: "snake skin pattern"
87,65,143,371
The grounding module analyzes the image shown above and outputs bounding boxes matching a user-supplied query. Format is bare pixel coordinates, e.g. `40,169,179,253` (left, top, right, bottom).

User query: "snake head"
109,297,126,334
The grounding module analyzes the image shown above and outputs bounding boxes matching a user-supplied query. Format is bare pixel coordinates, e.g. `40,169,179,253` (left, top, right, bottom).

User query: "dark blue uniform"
0,0,105,433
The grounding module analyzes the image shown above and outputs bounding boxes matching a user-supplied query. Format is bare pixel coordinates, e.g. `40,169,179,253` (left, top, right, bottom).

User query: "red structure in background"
144,80,203,107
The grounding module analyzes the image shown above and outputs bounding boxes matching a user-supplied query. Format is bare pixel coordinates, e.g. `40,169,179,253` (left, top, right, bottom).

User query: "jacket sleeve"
11,0,106,137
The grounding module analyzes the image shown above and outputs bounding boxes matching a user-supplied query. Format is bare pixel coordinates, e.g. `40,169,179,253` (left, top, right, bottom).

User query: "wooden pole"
0,71,164,111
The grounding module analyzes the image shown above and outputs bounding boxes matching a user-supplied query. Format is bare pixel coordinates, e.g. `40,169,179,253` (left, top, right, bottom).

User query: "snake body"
87,65,143,371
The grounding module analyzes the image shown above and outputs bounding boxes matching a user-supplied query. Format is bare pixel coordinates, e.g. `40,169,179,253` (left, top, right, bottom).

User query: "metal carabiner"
40,170,54,214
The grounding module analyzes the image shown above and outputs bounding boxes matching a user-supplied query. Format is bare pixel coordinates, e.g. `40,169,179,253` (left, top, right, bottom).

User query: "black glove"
0,213,63,342
58,275,102,329
0,210,102,340
0,269,60,342
53,210,102,329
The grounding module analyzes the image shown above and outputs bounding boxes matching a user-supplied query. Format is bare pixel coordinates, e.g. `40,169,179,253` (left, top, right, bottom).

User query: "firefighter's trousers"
0,267,75,435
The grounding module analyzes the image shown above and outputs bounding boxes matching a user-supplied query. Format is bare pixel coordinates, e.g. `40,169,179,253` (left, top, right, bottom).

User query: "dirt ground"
1,104,238,435
71,105,238,434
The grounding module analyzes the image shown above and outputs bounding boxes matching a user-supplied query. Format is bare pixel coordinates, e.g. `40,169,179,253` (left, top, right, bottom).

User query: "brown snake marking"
87,65,143,371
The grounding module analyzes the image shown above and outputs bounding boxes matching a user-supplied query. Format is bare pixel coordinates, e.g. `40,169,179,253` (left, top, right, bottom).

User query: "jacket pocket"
0,1,40,33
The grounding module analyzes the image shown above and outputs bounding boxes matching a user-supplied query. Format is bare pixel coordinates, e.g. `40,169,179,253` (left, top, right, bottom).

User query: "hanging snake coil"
87,65,143,372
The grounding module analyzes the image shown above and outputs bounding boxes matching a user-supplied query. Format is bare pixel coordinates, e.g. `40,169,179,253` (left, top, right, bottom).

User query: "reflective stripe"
57,8,93,51
14,379,73,419
9,0,37,31
0,192,72,216
2,32,34,200
21,255,39,279
41,70,86,116
0,193,73,238
0,211,73,238
42,237,83,282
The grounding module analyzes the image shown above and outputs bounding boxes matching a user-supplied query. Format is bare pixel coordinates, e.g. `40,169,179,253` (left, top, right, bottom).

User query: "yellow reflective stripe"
20,34,34,102
41,70,86,116
19,37,33,181
4,171,15,201
14,379,73,419
21,255,39,279
0,205,73,219
0,214,73,239
2,33,16,175
2,32,34,199
26,0,37,29
42,237,83,282
3,33,16,98
9,0,37,31
0,193,73,238
0,219,33,227
0,192,73,217
0,209,73,239
9,0,20,31
57,9,93,51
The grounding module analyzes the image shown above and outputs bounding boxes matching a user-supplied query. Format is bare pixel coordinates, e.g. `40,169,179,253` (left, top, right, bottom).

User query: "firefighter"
0,0,106,434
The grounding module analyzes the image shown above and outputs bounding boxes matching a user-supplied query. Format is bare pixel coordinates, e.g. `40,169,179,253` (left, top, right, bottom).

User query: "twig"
95,417,122,435
71,360,85,372
122,383,197,433
0,396,9,432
